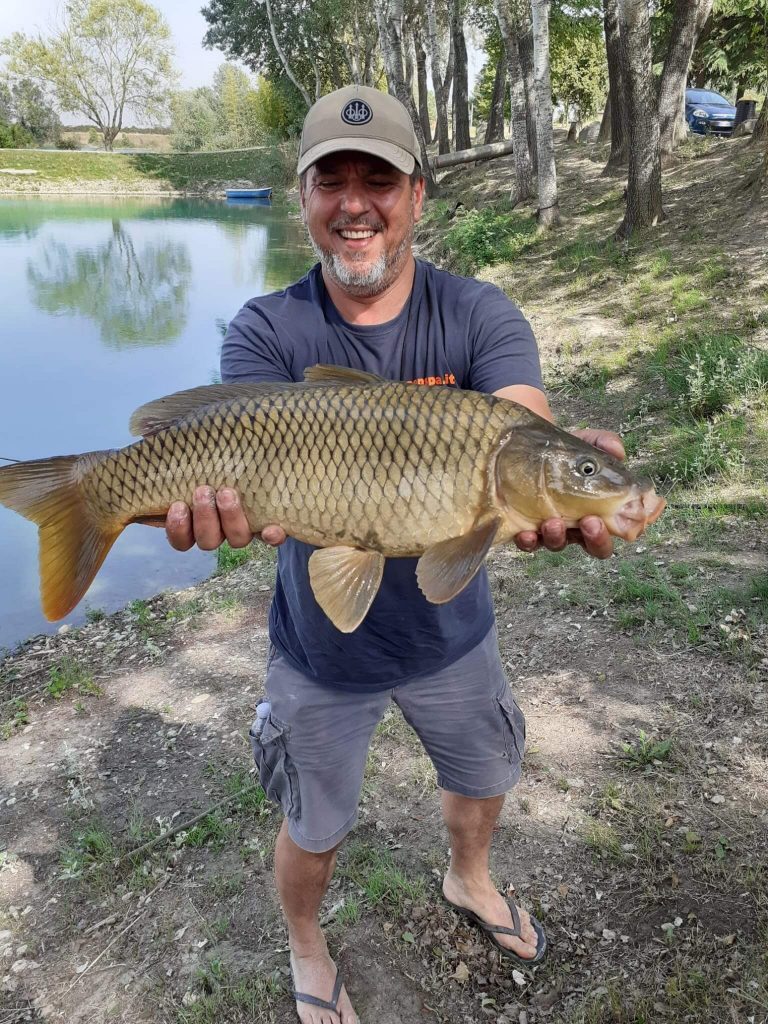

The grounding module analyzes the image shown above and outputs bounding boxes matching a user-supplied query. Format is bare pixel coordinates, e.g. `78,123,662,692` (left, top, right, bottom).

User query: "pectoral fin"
416,517,500,604
308,546,386,633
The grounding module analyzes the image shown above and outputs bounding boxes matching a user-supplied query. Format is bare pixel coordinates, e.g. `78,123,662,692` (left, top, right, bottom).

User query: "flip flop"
291,965,346,1018
444,895,548,967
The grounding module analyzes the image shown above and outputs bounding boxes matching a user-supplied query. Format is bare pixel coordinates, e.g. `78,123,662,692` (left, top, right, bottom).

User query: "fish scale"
0,364,665,629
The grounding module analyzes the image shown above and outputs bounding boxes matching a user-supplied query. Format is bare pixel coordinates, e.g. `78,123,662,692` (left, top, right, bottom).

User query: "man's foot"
290,936,358,1024
442,870,540,960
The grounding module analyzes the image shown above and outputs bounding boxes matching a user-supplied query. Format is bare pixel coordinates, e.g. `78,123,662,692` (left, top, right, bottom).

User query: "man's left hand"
513,428,625,560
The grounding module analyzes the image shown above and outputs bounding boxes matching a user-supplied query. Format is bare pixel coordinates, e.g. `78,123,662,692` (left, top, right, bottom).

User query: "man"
166,85,623,1024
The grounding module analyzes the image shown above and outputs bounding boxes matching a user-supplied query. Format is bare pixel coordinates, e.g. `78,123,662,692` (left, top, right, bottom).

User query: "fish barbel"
0,365,665,632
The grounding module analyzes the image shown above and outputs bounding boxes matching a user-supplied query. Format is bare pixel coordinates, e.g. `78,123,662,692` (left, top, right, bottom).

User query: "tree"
2,0,175,151
550,9,607,132
0,77,61,145
451,0,471,151
424,0,453,154
692,0,767,97
602,0,629,171
616,0,663,238
170,87,219,152
494,0,533,203
531,0,560,226
201,0,378,110
658,0,713,157
374,0,440,195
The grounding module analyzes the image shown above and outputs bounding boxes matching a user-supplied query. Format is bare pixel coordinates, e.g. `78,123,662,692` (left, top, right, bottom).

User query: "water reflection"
28,220,192,348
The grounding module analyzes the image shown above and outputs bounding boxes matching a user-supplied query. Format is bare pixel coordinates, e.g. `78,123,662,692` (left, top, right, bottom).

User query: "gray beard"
307,227,413,298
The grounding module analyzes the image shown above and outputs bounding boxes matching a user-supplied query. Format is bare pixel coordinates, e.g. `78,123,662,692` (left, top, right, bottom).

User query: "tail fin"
0,454,123,620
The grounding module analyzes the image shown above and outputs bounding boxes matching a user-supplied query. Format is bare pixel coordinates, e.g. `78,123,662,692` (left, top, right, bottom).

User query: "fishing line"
0,456,21,463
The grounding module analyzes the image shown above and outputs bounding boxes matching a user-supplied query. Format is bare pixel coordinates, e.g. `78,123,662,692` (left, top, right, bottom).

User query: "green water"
0,196,311,651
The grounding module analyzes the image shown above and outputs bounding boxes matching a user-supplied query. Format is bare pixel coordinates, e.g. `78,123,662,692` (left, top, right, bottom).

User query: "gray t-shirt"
221,259,543,691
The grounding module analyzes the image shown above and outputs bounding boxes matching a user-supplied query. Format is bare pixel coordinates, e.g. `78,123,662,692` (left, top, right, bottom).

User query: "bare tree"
531,0,560,226
264,0,313,105
602,0,628,172
616,0,663,237
658,0,714,158
494,0,533,203
374,0,440,195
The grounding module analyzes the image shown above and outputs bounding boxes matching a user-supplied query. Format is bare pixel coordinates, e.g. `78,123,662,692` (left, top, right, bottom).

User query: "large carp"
0,365,664,632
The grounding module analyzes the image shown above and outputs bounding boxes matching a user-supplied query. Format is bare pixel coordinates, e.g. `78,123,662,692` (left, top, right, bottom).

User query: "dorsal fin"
303,365,386,386
128,382,285,436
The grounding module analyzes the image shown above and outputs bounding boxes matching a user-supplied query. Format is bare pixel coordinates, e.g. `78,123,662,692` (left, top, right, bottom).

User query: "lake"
0,196,311,652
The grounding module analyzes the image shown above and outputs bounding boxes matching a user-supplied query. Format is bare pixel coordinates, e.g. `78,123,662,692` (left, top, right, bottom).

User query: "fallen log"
431,139,514,169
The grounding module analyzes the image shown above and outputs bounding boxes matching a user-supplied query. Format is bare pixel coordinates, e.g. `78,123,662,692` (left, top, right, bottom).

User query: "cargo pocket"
496,688,526,763
249,712,300,817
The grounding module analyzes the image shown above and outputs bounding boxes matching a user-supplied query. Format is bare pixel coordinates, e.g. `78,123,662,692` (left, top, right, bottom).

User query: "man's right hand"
165,486,287,551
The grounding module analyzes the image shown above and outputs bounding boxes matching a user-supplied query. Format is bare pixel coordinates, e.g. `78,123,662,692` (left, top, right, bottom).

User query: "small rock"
710,794,726,804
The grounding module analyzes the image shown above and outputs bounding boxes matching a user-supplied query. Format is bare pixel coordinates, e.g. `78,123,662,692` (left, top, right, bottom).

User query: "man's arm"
492,384,624,560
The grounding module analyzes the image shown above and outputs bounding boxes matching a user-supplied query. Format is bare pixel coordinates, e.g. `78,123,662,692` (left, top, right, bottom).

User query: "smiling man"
166,85,623,1024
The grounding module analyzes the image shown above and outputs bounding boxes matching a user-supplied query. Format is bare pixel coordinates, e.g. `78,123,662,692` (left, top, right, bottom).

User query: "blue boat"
225,187,273,200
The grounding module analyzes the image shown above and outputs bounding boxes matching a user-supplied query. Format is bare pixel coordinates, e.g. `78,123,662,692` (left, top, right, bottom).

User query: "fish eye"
578,458,598,477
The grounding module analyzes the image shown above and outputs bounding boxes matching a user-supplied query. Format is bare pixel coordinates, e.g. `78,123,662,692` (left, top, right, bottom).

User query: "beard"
306,216,414,298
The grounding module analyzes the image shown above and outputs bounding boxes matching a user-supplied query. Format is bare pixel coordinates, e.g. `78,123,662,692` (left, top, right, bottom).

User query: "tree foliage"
2,0,176,151
201,0,378,107
551,10,607,122
169,65,306,152
0,77,60,146
693,0,768,94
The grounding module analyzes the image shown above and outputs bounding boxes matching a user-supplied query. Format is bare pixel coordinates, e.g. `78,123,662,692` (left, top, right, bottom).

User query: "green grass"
1,698,29,740
341,843,427,916
60,823,117,878
616,730,674,771
443,206,538,275
0,144,297,192
178,960,284,1024
47,657,101,699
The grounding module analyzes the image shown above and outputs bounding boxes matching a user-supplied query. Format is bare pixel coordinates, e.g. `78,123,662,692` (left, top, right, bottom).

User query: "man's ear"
412,175,425,223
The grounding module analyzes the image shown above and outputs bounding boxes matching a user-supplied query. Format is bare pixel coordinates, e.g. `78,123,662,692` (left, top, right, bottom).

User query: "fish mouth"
609,487,667,541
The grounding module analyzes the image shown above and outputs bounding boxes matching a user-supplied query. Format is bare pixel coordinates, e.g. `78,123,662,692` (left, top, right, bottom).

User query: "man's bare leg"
274,821,358,1024
441,792,539,959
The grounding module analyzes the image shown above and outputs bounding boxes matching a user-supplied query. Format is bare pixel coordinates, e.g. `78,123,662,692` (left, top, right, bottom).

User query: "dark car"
685,88,737,136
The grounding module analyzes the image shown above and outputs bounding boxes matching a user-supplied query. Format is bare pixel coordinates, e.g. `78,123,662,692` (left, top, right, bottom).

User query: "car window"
686,90,731,107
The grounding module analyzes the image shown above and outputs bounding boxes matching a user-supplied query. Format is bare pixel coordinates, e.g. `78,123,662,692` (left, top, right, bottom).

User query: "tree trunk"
567,119,581,143
517,11,538,174
493,0,533,203
413,25,432,144
598,91,612,143
432,139,515,168
265,0,312,108
404,22,415,100
425,0,451,154
603,0,628,173
531,0,560,226
451,0,471,151
616,0,664,238
485,53,507,144
375,0,440,196
658,0,714,158
752,98,768,144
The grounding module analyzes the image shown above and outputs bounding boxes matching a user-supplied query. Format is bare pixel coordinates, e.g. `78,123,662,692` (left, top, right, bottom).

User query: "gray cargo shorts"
248,626,525,853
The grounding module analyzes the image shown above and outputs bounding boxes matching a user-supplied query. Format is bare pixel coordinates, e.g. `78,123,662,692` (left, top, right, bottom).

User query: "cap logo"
341,100,372,125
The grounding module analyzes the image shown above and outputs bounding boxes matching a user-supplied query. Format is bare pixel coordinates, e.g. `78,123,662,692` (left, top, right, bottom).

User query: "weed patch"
443,207,537,275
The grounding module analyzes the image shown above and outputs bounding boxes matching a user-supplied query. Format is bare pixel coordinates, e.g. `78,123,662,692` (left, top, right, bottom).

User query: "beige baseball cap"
297,85,420,177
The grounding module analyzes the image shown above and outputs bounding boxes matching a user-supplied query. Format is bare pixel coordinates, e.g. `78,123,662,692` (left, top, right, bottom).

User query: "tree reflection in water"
28,219,192,348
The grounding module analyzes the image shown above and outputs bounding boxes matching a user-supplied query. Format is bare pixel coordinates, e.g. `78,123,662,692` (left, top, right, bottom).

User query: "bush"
57,136,80,150
444,207,538,275
0,120,34,148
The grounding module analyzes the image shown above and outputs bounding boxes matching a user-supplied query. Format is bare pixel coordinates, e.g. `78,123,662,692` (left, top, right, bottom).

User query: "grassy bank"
0,142,298,194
